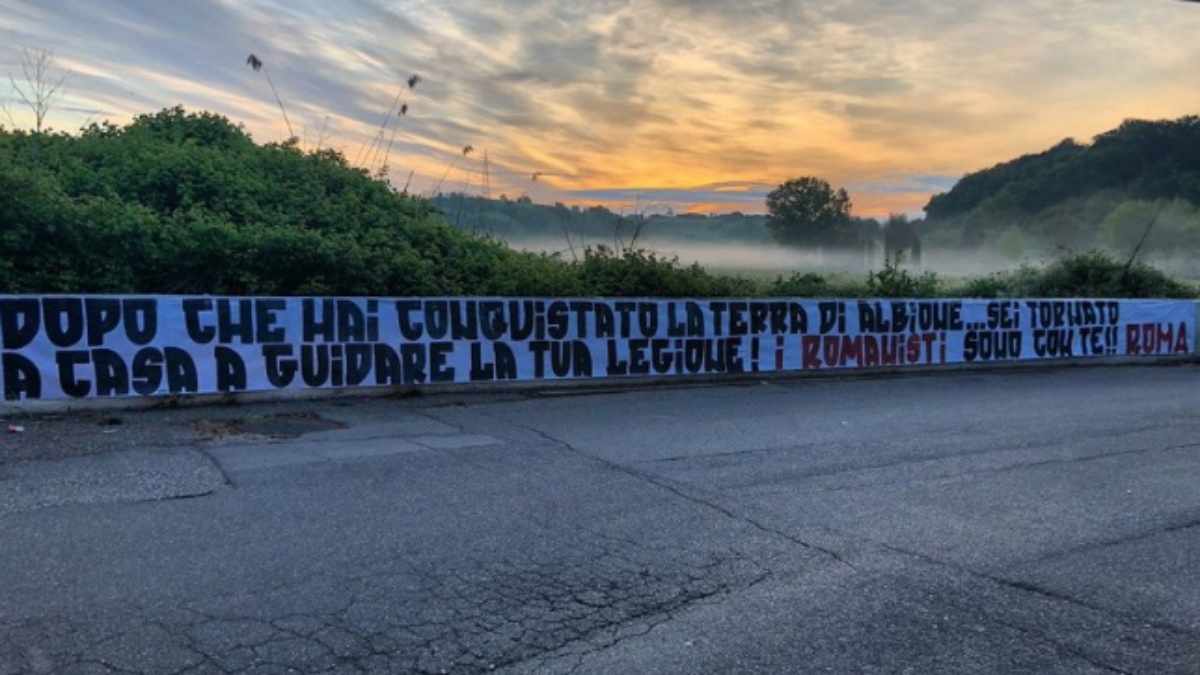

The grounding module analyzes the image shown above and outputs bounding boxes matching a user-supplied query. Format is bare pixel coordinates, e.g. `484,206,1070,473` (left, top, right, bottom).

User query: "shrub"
769,272,833,297
1028,250,1194,297
0,109,539,296
577,246,759,297
865,259,941,298
953,273,1012,299
968,251,1195,298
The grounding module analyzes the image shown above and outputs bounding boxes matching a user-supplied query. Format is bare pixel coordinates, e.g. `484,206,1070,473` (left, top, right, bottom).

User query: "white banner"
0,296,1193,400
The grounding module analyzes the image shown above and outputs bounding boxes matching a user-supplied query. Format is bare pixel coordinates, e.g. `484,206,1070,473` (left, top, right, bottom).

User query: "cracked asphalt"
2,365,1200,674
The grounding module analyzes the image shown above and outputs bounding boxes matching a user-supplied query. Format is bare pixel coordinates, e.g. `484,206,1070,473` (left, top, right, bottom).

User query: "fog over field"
507,236,1042,279
504,235,1200,282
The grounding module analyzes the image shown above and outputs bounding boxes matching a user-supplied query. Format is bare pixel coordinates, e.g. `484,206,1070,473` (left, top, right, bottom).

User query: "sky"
2,0,1200,217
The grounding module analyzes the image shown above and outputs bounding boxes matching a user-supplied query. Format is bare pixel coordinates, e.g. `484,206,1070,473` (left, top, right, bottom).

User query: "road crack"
507,419,856,571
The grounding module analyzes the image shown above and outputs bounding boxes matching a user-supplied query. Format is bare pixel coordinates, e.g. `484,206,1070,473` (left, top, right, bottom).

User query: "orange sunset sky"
3,0,1200,217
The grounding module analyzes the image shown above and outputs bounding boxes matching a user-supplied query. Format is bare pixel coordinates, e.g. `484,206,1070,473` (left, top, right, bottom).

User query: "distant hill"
922,116,1200,256
431,194,771,247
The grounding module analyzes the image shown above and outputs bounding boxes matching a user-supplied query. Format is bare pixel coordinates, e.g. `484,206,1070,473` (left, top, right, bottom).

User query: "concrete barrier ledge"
4,352,1197,415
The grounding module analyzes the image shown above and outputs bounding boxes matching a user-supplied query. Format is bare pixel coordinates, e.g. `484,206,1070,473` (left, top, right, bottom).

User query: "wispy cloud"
2,0,1199,216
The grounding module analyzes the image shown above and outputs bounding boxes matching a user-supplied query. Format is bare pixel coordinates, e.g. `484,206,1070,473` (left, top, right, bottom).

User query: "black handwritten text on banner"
0,296,1193,400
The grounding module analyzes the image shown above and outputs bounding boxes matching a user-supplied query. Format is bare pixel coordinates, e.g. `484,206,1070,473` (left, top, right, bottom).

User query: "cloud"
2,0,1199,216
846,175,960,195
567,184,770,206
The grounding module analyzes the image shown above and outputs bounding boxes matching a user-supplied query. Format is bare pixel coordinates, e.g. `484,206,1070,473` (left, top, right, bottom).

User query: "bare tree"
611,194,649,253
8,48,69,133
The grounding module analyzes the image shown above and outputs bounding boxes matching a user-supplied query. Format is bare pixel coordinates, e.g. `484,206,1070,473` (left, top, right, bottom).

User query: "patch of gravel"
1,404,352,467
192,412,347,441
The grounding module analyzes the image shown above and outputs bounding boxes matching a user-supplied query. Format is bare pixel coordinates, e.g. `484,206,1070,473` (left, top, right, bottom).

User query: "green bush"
866,259,941,298
953,251,1194,298
0,108,532,296
577,246,758,297
1027,251,1194,297
953,273,1012,299
768,272,833,297
1,108,1195,299
0,110,768,298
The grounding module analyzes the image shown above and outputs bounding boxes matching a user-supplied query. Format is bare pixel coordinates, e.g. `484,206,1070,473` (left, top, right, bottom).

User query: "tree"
8,47,69,133
765,177,852,248
851,216,882,269
883,213,922,265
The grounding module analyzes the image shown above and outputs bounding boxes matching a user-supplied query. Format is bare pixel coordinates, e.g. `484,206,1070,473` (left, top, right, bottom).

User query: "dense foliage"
0,108,584,296
765,176,853,247
922,116,1200,262
955,251,1194,299
0,108,1193,298
765,252,1192,299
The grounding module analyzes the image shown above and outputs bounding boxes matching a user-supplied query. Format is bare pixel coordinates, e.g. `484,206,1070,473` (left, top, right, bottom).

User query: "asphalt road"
2,365,1199,674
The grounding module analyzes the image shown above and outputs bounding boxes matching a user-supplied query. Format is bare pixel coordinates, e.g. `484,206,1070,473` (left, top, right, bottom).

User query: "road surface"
2,365,1199,674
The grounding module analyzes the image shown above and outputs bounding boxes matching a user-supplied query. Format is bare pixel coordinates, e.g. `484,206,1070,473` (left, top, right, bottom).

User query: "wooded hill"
921,116,1200,261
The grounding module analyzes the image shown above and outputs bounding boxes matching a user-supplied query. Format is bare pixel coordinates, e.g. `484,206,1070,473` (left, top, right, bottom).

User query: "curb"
4,352,1197,416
